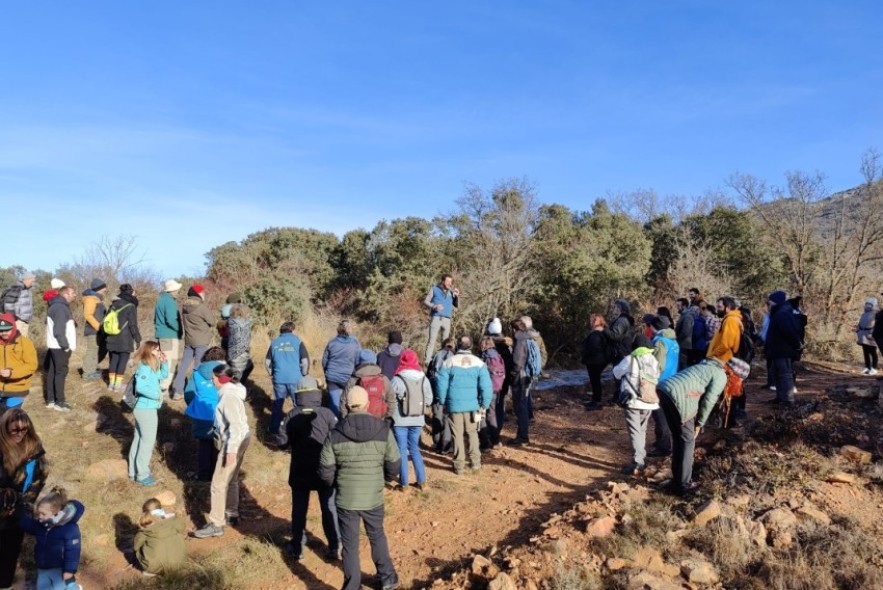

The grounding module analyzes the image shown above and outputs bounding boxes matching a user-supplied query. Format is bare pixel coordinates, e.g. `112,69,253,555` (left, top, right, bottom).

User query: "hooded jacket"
227,317,252,360
657,359,726,428
706,309,743,363
133,515,186,574
184,360,224,439
3,281,34,323
322,335,361,386
857,305,876,346
606,301,635,361
105,292,141,353
182,296,215,347
435,351,493,414
765,302,802,360
390,369,432,428
81,289,106,336
376,343,403,380
214,382,250,454
0,447,47,530
19,500,84,573
46,295,76,351
133,361,170,410
0,314,38,397
153,291,182,340
319,412,401,511
277,389,338,490
341,364,395,419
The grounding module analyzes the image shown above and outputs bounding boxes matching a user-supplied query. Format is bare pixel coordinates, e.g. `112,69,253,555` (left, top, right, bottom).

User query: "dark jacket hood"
354,364,382,376
296,389,323,409
337,412,387,443
382,343,403,356
44,500,85,530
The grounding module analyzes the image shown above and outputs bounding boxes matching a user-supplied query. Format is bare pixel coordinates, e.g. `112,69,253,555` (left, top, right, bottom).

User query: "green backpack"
103,303,132,335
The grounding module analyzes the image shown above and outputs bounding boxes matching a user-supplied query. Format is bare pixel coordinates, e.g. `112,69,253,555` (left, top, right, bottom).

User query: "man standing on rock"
423,274,460,365
81,278,108,380
154,279,183,397
319,386,401,590
435,335,493,470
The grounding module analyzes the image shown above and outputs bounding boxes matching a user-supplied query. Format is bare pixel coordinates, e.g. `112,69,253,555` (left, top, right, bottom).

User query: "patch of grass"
549,562,602,590
108,563,231,589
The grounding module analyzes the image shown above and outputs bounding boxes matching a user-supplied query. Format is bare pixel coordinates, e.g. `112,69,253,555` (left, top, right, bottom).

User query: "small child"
133,498,186,576
19,486,84,590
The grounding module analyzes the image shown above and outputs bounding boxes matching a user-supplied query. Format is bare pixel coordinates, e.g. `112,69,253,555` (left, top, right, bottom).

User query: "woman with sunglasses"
0,409,47,590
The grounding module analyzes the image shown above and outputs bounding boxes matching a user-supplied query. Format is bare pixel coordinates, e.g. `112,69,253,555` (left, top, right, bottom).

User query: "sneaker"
507,438,529,447
135,476,157,486
767,385,777,391
414,482,426,491
45,402,56,409
284,542,303,560
871,369,879,376
381,578,400,590
621,462,644,476
192,523,225,538
53,402,72,412
862,368,871,375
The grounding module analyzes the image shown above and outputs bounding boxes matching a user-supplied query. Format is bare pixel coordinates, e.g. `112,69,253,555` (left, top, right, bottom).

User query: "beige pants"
158,338,179,391
209,435,251,527
15,320,28,338
447,412,480,473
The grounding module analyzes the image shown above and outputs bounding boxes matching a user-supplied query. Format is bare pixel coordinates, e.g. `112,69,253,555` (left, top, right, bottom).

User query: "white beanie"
867,297,878,308
50,278,65,289
486,318,502,336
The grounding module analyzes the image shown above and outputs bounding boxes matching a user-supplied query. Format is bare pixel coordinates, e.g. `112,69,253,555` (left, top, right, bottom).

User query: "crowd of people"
0,270,875,589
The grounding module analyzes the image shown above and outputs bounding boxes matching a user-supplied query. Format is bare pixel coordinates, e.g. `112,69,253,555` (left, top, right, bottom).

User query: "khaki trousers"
447,411,480,473
209,435,251,527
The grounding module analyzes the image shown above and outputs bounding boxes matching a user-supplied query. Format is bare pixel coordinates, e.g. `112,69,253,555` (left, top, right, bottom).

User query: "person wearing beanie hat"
275,375,341,561
340,349,394,420
0,311,39,408
377,331,404,380
764,291,801,405
154,280,183,396
172,284,216,397
857,297,879,375
266,321,310,435
3,273,36,337
390,349,433,489
612,332,661,476
322,321,361,418
319,385,401,590
80,278,109,380
50,278,65,290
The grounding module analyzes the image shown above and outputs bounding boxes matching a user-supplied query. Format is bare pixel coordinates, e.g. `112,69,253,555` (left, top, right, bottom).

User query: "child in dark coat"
19,486,84,590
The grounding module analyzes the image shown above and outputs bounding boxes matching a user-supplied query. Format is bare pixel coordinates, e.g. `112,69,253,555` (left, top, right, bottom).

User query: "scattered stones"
827,471,858,485
488,572,517,590
631,546,666,575
628,571,683,590
692,500,722,527
840,445,872,465
680,558,720,585
586,516,616,538
85,459,128,481
796,504,831,526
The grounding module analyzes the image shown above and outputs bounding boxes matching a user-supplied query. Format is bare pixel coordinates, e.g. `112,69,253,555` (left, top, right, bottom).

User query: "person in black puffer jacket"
582,313,610,410
105,284,141,392
604,299,635,402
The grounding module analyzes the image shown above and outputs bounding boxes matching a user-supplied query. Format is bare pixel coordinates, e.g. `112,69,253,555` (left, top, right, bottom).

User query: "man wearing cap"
155,279,183,396
0,312,38,411
423,274,460,365
2,273,36,337
319,386,401,590
81,278,108,380
172,284,215,397
266,321,310,435
276,376,340,561
765,290,802,405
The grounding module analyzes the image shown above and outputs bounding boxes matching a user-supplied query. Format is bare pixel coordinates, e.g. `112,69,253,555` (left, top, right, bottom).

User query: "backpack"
524,339,542,378
357,374,388,418
396,375,427,417
103,303,132,336
121,378,137,410
617,354,660,407
735,329,755,364
1,285,22,313
484,353,506,392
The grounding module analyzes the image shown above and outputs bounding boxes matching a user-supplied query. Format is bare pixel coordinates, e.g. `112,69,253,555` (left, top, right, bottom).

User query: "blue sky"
2,1,881,278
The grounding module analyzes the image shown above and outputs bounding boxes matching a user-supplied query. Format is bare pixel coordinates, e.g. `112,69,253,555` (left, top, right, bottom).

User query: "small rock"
807,412,824,422
692,500,722,527
840,445,872,465
85,459,128,481
771,530,793,549
607,557,627,571
827,471,858,485
727,494,751,508
627,571,683,590
155,490,177,507
586,516,616,538
488,572,517,590
760,508,798,533
540,539,568,555
796,504,831,526
632,546,666,575
472,555,493,575
680,558,720,585
746,520,767,547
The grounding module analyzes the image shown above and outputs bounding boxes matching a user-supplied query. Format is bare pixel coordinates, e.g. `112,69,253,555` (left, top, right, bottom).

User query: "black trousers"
109,351,130,375
291,485,339,553
862,344,878,369
659,394,696,491
0,527,24,587
46,349,70,404
585,363,606,403
337,505,397,590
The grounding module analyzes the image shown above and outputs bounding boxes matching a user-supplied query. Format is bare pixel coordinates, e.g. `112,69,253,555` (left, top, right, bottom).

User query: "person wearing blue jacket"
435,336,493,475
321,321,360,418
19,486,84,590
422,274,460,364
184,346,226,481
128,342,169,487
266,321,310,434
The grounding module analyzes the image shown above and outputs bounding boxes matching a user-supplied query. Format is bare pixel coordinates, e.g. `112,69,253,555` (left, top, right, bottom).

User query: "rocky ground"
13,360,883,589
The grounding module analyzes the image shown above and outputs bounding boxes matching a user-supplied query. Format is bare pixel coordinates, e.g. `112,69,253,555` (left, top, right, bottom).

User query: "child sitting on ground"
133,498,186,576
19,486,85,590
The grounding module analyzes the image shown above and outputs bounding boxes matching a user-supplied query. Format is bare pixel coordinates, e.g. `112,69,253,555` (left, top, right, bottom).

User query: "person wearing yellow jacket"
706,297,742,364
81,279,108,380
0,312,39,411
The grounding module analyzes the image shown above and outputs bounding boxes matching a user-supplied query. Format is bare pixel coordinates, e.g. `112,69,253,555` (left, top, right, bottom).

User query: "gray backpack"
396,375,427,417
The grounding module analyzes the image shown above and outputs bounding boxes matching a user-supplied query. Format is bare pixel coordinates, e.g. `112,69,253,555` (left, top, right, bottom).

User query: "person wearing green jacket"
153,280,182,397
657,358,726,496
319,386,401,590
134,498,186,576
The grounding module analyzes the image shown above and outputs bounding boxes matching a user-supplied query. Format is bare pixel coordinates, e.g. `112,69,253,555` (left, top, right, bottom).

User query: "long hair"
0,409,43,474
133,341,161,372
589,314,607,329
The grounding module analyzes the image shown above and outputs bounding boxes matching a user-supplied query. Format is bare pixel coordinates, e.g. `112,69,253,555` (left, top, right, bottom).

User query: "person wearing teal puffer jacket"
128,342,169,487
657,358,726,496
184,347,226,481
435,336,493,475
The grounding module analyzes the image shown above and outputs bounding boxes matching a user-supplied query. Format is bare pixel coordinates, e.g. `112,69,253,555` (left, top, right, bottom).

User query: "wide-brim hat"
164,279,183,292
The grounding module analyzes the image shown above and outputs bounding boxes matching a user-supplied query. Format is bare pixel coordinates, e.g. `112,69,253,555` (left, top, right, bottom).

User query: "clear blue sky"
2,1,881,278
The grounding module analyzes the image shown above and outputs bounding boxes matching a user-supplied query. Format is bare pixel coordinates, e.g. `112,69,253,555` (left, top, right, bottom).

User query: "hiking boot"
192,523,225,538
284,542,303,560
507,438,529,447
327,546,342,561
646,447,670,458
381,577,400,590
621,462,645,476
227,516,240,526
583,401,603,411
414,482,426,491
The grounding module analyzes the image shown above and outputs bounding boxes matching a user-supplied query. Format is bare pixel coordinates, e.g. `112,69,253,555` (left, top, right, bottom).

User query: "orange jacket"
706,310,742,363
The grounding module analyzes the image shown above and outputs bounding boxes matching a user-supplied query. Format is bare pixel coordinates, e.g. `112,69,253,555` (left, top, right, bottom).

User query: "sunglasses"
8,426,29,435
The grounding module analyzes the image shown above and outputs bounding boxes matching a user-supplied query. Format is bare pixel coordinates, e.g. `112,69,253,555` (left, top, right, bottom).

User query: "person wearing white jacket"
612,335,661,476
193,365,251,539
45,286,77,411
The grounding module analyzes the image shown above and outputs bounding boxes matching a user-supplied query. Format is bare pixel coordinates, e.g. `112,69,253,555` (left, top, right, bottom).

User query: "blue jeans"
511,376,532,441
326,383,344,419
291,485,339,553
393,426,426,486
38,567,66,590
772,357,795,402
173,344,208,394
270,383,298,435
